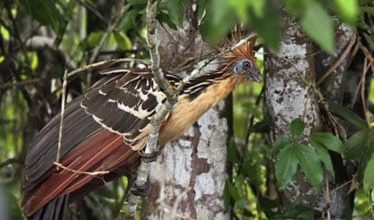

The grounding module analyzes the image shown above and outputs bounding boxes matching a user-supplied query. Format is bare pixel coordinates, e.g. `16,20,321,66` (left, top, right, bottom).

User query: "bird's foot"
130,182,148,196
139,150,160,163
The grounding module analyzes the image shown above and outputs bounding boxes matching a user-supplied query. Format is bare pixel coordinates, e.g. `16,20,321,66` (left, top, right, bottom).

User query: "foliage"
0,0,373,219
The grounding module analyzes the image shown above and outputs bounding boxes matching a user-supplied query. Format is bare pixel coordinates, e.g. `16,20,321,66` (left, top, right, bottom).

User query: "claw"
130,182,148,196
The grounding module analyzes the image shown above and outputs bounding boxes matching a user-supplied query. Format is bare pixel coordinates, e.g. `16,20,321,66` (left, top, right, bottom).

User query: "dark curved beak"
248,68,262,82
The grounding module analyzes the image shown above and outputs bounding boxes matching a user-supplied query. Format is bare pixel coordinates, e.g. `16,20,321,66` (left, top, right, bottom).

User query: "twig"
88,5,127,64
125,0,174,217
360,57,370,124
125,2,258,217
245,86,265,146
0,158,23,169
350,40,374,110
55,71,68,165
317,33,357,86
67,58,148,77
53,162,109,176
76,0,109,26
0,78,46,90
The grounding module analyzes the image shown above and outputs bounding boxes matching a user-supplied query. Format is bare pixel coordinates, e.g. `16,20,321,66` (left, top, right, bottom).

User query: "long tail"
22,130,139,217
21,93,140,218
28,196,68,220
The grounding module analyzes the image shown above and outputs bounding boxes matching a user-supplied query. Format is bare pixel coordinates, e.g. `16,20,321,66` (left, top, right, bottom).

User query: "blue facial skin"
233,59,262,82
233,60,252,74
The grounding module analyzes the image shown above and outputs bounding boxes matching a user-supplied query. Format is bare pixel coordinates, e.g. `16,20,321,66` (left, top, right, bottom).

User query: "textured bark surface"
265,13,322,207
316,23,356,104
143,4,229,220
266,13,320,138
315,23,356,219
266,13,358,219
146,103,229,219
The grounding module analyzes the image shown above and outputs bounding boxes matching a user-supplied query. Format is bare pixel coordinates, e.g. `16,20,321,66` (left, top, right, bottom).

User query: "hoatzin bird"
21,41,261,219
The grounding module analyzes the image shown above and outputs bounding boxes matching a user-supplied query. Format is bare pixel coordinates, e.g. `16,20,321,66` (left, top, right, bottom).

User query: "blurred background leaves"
0,0,373,219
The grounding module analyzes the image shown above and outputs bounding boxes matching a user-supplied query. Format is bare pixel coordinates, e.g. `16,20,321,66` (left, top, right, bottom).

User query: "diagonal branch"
125,0,257,217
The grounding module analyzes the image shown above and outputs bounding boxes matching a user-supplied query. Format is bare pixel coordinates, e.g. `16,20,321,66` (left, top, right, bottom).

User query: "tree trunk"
315,23,357,219
146,104,230,219
266,12,357,218
143,4,230,219
265,11,322,210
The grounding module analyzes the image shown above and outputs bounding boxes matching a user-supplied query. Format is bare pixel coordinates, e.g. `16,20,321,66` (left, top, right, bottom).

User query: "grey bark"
315,23,357,219
146,104,229,219
266,13,357,219
143,4,230,220
265,12,323,210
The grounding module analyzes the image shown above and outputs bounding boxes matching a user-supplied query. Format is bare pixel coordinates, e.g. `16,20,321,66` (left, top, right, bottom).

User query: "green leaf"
273,135,291,152
291,118,305,137
361,6,374,16
200,0,236,44
295,144,323,188
86,31,104,48
228,181,240,200
113,32,132,50
329,103,368,129
275,144,299,189
19,0,65,33
310,132,344,154
226,0,252,21
334,0,359,25
277,205,315,220
300,0,335,54
227,139,240,163
118,9,139,31
363,33,374,51
344,129,369,161
0,26,10,41
285,0,305,17
223,180,231,209
363,154,374,191
166,0,188,28
312,140,335,177
247,0,281,51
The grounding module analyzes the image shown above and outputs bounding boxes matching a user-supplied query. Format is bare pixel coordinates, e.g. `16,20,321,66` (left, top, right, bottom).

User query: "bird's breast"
158,75,245,145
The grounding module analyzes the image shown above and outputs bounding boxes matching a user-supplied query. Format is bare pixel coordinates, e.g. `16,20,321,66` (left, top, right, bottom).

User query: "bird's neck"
158,75,246,145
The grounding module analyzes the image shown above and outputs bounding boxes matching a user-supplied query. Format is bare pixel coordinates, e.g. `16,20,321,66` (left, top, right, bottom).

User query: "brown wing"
21,69,165,217
81,69,167,150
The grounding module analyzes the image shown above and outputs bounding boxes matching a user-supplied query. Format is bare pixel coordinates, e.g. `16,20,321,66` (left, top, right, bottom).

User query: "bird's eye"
242,60,251,70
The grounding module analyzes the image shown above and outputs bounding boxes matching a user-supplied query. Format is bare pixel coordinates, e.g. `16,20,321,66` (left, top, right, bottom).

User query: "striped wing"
81,69,167,150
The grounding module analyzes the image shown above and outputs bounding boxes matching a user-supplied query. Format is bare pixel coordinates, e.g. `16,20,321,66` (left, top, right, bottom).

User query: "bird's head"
223,38,262,82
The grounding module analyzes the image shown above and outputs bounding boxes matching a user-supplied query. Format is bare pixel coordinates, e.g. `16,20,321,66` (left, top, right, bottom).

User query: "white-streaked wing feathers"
81,69,167,150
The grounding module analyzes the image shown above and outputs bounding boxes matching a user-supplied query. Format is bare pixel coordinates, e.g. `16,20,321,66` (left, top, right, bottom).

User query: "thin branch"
245,86,265,146
0,78,46,90
88,5,127,64
0,158,23,169
317,33,357,86
125,0,172,217
67,58,148,77
54,162,109,176
76,0,109,26
55,71,68,165
360,57,370,124
125,2,258,216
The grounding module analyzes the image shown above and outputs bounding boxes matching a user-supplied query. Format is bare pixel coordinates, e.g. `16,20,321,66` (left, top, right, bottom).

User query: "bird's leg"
130,181,149,196
129,147,160,196
139,148,160,163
